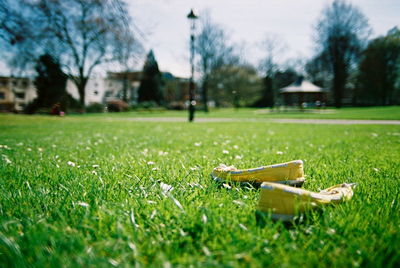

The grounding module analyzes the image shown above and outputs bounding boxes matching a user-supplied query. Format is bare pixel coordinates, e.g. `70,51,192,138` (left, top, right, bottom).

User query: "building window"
0,92,5,99
94,90,98,95
0,80,7,87
15,92,25,99
21,81,28,88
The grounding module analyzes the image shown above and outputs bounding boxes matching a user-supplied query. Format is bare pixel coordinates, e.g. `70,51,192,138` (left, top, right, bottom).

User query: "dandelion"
77,201,89,207
67,161,76,167
276,151,284,155
222,150,229,154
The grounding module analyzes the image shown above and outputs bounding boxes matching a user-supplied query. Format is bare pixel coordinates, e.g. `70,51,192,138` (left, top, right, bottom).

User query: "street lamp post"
187,9,198,122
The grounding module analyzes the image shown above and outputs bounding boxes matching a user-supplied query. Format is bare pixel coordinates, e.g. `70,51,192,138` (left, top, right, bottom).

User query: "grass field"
0,114,399,267
78,106,400,120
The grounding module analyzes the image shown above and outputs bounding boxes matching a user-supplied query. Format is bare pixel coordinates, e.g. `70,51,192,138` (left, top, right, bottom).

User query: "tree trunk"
202,78,209,112
76,77,88,107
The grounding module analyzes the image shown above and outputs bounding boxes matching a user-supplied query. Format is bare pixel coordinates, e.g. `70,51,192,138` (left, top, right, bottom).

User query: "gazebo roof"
279,77,327,93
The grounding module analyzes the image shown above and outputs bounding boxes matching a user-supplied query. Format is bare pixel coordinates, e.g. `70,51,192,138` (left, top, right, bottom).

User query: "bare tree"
256,34,286,107
315,0,370,107
1,0,139,106
195,12,238,112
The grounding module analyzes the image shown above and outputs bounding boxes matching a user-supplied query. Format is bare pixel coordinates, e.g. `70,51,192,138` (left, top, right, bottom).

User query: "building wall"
0,77,37,112
66,76,107,106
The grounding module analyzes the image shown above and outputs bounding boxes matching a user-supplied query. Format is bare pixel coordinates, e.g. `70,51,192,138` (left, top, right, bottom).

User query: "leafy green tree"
357,27,400,105
138,50,163,104
33,54,67,109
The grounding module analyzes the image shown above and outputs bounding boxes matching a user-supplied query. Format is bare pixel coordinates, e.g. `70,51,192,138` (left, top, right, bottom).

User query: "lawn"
77,106,400,120
0,114,399,267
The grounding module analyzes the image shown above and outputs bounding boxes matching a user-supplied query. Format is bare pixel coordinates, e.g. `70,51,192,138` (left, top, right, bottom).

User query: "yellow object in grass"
211,160,305,186
257,182,356,221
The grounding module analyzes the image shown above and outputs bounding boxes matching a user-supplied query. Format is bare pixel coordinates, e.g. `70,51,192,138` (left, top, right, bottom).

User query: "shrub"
86,103,104,113
107,100,128,112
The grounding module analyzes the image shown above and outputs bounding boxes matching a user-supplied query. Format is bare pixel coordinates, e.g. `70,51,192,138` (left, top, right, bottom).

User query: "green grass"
0,114,399,267
76,106,400,120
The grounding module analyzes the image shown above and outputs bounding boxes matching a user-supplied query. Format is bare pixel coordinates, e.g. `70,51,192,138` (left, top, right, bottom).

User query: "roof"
279,77,327,93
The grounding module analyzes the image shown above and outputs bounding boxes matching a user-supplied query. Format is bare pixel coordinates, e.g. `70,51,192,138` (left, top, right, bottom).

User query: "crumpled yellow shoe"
257,182,356,221
211,160,305,186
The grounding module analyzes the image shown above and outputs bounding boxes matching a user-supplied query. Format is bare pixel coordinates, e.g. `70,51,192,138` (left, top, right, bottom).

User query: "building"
66,76,107,106
279,77,328,107
0,76,37,112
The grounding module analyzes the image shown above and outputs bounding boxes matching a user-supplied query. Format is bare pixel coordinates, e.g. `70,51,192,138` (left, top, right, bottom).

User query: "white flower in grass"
202,214,208,224
194,142,202,147
67,161,76,167
170,196,185,212
276,151,283,155
52,144,56,148
141,148,148,155
222,150,229,154
91,170,97,175
222,183,232,190
152,167,159,171
27,148,32,151
160,182,173,193
147,161,155,165
158,151,168,156
202,246,211,256
233,200,245,206
2,155,11,164
77,201,89,207
235,155,242,160
371,133,378,137
92,164,99,168
233,145,239,149
213,141,218,145
38,148,43,152
16,142,23,146
190,167,198,171
239,223,248,231
150,209,157,219
373,168,379,172
108,259,119,267
147,200,157,204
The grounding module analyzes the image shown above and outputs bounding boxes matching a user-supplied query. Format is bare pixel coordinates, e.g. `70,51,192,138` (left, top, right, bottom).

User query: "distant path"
115,117,400,125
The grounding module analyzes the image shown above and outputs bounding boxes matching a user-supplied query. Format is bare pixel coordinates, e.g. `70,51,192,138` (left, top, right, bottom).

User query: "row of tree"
1,0,399,111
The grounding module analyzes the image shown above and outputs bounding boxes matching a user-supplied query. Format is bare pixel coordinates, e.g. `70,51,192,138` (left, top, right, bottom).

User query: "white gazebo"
279,77,328,107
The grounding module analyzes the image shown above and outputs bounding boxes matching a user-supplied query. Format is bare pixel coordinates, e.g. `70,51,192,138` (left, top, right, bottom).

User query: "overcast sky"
128,0,400,77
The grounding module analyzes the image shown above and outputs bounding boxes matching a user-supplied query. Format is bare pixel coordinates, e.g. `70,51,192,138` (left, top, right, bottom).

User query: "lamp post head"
187,9,198,20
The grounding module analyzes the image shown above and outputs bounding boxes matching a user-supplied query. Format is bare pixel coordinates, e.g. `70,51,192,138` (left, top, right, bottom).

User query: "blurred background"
0,0,399,114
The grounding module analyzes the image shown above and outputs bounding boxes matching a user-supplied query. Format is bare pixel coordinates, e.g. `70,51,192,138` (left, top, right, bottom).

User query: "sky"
128,0,400,77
